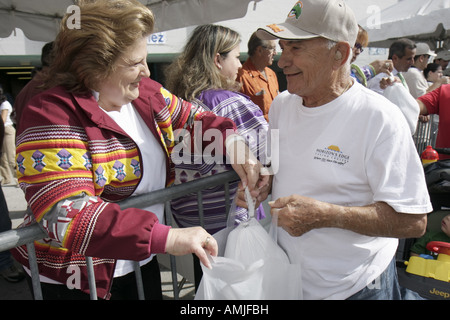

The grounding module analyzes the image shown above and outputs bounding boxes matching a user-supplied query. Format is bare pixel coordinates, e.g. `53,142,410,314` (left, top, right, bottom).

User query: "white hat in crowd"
435,50,450,61
415,43,436,57
256,0,358,46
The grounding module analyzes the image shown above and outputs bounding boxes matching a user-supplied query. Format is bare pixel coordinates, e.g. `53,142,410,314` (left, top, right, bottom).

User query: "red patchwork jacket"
13,77,236,299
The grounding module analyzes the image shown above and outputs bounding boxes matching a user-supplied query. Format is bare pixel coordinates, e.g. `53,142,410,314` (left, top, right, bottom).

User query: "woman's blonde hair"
44,0,154,94
164,24,241,101
356,25,369,48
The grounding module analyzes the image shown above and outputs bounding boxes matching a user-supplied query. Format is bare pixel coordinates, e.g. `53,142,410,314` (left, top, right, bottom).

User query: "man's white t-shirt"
403,66,429,98
269,81,432,299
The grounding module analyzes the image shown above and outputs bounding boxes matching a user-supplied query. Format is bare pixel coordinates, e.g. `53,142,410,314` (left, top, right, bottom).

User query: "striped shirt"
170,89,269,234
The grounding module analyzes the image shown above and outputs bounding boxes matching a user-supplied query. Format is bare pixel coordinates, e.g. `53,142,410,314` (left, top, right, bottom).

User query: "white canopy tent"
0,0,257,42
360,0,450,49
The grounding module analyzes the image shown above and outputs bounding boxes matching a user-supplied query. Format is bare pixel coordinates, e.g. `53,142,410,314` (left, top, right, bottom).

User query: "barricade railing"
0,170,239,300
413,115,438,155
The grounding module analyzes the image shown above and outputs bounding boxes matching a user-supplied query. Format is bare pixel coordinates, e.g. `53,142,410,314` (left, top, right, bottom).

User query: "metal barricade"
0,170,239,300
413,115,438,155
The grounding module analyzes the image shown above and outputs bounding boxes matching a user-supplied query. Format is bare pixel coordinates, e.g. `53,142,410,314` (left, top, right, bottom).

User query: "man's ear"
332,42,351,69
391,54,399,65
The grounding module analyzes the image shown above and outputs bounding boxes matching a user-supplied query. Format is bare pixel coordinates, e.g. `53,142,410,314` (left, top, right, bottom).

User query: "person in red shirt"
417,84,450,159
237,32,279,122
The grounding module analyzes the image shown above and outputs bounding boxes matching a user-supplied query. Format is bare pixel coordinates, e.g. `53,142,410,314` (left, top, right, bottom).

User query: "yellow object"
422,159,438,165
405,254,450,282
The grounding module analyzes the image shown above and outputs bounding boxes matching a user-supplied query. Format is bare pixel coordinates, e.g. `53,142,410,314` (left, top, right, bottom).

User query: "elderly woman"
13,0,265,300
350,25,393,87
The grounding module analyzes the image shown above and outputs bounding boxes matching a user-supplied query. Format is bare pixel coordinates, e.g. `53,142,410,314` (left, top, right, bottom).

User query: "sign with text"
148,32,166,45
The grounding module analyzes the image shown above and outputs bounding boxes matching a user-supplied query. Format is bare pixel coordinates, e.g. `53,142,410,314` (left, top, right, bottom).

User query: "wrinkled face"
277,38,334,98
96,36,150,111
218,45,242,81
261,40,278,66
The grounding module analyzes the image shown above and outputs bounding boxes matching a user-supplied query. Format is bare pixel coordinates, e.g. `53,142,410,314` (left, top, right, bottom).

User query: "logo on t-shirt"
314,145,349,166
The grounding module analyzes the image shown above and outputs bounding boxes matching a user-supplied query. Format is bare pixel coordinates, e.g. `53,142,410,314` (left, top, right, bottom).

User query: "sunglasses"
354,43,364,53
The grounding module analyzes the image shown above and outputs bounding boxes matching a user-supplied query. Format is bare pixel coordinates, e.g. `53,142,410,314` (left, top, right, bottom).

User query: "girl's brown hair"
164,24,242,101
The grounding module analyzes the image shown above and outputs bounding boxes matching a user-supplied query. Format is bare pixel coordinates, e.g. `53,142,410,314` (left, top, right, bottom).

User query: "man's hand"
269,195,331,236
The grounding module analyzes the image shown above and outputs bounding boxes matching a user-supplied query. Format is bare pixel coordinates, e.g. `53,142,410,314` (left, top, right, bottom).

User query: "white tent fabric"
0,0,256,42
360,0,450,49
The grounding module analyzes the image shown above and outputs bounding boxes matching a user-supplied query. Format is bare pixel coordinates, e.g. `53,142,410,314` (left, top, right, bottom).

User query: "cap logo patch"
288,1,303,19
266,24,284,33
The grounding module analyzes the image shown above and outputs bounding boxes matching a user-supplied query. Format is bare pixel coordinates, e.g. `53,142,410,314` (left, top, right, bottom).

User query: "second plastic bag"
383,82,420,135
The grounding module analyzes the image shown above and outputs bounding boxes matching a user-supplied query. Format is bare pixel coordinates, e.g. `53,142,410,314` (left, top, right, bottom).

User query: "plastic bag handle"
244,186,255,218
269,209,279,242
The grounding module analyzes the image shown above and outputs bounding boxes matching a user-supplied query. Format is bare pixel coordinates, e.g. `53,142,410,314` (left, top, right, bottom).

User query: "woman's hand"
370,59,393,75
165,227,218,269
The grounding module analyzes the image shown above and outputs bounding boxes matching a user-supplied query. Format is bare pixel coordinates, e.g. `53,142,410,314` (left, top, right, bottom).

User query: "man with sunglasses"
237,31,280,122
403,43,437,99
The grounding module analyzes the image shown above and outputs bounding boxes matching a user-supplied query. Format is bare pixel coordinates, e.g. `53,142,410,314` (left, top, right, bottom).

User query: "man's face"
418,55,430,70
393,47,416,72
277,38,335,99
261,40,278,67
436,58,449,70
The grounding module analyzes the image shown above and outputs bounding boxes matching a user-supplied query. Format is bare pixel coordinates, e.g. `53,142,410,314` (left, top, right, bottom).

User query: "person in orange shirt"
237,32,279,122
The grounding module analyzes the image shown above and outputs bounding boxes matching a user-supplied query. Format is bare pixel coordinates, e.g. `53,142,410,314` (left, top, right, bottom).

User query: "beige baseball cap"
415,43,436,57
435,50,450,61
257,0,358,46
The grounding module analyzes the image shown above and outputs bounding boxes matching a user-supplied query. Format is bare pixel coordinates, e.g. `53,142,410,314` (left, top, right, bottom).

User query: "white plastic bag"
383,82,420,135
195,188,302,300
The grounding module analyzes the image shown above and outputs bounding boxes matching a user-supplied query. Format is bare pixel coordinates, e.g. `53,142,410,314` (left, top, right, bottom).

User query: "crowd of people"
1,0,449,300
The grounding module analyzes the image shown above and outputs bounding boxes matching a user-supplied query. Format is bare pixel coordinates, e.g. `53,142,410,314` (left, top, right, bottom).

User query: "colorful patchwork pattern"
113,160,126,181
95,165,107,187
32,150,46,172
57,149,73,170
131,159,141,177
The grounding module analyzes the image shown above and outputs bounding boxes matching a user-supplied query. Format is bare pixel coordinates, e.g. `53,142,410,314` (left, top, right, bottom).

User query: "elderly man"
253,0,431,300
